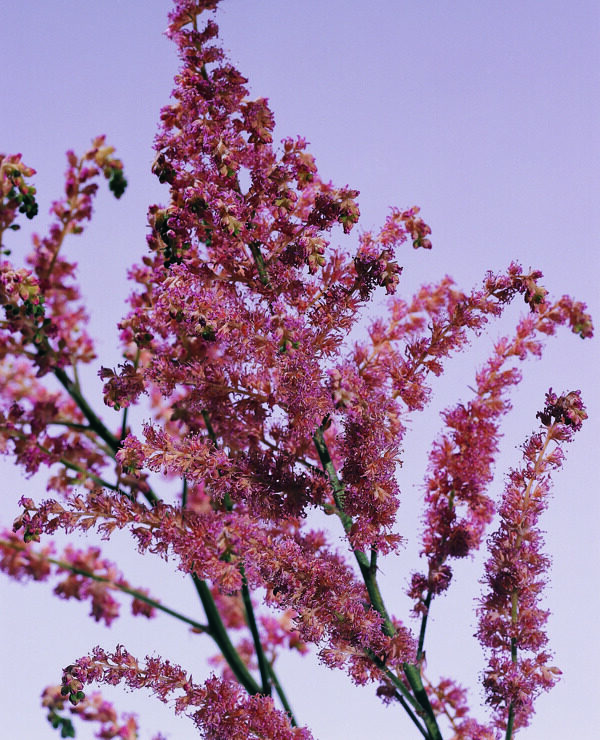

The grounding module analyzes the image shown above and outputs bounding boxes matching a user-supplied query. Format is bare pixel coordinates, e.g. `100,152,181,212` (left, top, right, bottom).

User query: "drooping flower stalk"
60,646,312,739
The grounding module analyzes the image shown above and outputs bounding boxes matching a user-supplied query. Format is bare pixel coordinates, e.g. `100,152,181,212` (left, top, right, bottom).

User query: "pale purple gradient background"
1,2,598,738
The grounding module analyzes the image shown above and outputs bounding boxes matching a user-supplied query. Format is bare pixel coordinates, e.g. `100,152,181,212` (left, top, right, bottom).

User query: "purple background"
1,1,598,737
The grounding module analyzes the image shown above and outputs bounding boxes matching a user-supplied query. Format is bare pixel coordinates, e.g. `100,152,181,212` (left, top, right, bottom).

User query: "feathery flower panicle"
1,139,126,377
0,529,157,625
477,390,586,732
62,646,313,739
409,278,592,615
42,684,139,740
0,0,594,737
13,490,414,678
425,677,495,740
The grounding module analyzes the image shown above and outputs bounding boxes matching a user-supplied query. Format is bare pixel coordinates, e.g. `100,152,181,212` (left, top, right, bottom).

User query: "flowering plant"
0,1,593,738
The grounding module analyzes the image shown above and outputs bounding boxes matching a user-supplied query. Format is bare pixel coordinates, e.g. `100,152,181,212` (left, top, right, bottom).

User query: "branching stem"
0,538,210,633
313,420,443,739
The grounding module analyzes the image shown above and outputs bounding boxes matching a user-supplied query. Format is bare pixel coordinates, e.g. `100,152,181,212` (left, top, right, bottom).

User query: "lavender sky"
1,1,598,738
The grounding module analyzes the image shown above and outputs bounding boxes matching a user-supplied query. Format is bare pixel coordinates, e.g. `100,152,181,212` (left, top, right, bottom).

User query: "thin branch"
54,368,121,456
181,475,188,511
394,691,430,740
248,241,271,287
417,591,433,662
0,538,210,634
365,651,426,719
314,420,443,739
505,703,515,740
240,567,271,695
49,362,266,706
403,663,443,740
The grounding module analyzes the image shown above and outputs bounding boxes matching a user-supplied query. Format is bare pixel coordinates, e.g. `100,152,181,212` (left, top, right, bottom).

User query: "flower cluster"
409,281,592,614
477,391,586,731
425,677,495,740
41,684,141,740
1,138,126,378
0,530,157,625
0,1,593,738
61,646,312,739
0,153,38,247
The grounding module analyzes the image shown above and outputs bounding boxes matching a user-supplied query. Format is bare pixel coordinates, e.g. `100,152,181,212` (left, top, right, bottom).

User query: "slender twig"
417,590,433,662
53,367,159,506
54,368,121,456
394,691,430,740
312,423,351,525
505,607,519,740
248,241,271,287
403,663,443,740
120,406,129,442
416,491,455,661
201,409,218,446
240,567,271,695
0,538,210,634
366,651,426,717
505,702,515,740
181,475,188,511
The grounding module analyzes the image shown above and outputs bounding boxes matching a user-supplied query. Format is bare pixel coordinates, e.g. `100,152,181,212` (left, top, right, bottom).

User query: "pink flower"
477,391,586,731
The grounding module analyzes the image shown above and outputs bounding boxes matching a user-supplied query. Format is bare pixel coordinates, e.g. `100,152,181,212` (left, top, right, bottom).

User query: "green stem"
393,692,430,740
120,406,129,442
182,476,188,511
314,421,443,739
416,590,433,661
312,423,395,636
505,703,515,740
366,651,426,719
192,575,262,695
312,423,347,512
403,663,443,740
505,593,519,740
248,241,271,287
416,492,455,661
54,367,159,507
240,567,271,695
0,539,210,634
54,368,121,455
201,408,218,446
